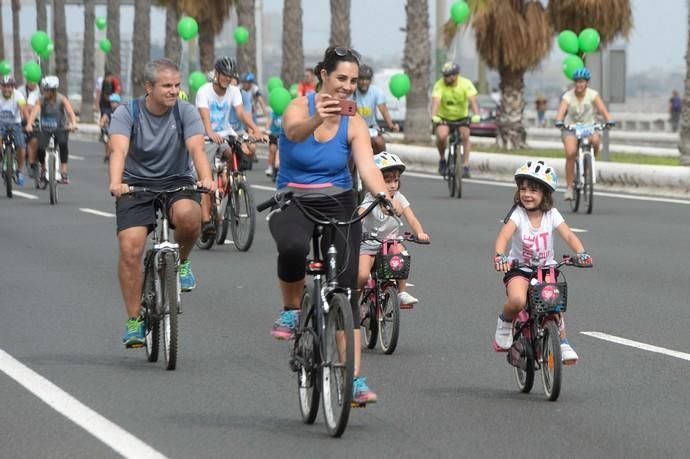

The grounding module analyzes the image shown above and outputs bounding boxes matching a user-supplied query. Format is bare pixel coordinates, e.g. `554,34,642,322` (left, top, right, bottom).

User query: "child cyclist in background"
99,93,121,162
265,110,281,178
493,160,592,365
358,152,430,308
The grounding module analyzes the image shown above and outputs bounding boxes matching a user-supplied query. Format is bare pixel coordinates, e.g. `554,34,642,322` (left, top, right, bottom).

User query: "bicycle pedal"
352,402,367,408
125,342,145,349
399,303,414,310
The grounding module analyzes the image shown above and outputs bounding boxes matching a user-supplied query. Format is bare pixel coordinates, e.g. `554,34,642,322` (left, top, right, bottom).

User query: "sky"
3,0,686,74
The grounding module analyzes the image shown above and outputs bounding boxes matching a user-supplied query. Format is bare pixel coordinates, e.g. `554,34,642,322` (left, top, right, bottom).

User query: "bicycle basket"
375,252,411,280
528,282,568,314
236,149,253,171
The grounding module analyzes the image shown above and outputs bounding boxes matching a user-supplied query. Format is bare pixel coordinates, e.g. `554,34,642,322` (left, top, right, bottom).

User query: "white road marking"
0,348,169,459
12,191,39,200
80,208,115,218
581,331,690,362
571,228,588,233
69,155,85,161
225,240,234,244
252,184,276,192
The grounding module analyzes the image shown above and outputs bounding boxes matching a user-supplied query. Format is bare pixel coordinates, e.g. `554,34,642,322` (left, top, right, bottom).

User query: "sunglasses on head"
330,47,361,64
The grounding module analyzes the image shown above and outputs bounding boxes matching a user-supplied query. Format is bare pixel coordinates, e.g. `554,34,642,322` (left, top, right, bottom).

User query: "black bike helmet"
442,62,460,77
359,64,373,79
214,56,236,76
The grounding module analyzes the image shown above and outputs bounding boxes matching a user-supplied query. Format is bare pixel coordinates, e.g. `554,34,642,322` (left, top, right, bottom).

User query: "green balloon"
188,71,207,92
562,55,585,80
23,61,42,83
268,87,291,115
578,28,600,54
99,38,112,54
450,1,470,25
31,30,50,54
96,17,107,31
0,60,11,76
267,76,284,93
558,30,579,55
389,73,411,99
38,40,54,59
177,16,199,41
289,83,299,99
234,26,249,45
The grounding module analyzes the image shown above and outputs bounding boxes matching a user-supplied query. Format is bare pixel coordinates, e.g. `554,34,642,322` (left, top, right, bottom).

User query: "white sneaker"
265,166,274,177
397,291,418,305
560,342,579,365
563,187,574,201
493,316,513,351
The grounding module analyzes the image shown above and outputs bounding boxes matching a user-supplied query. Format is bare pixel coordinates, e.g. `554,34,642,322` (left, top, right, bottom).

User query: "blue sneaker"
15,171,25,186
271,309,300,340
122,317,145,348
353,376,378,405
179,259,196,292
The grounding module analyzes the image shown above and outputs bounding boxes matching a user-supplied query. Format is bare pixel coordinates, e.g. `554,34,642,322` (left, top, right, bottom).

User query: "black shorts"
269,134,278,146
502,267,561,288
115,185,200,233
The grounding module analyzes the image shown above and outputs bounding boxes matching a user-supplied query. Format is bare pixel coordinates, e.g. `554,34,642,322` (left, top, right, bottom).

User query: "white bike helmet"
374,152,406,173
41,75,59,89
514,160,557,191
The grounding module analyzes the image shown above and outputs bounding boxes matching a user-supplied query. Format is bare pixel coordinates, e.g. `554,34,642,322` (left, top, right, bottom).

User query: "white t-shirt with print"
0,89,26,124
508,207,564,266
563,87,599,125
195,82,243,134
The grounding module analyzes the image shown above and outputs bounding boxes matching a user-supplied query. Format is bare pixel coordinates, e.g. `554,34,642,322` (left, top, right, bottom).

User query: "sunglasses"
329,47,361,64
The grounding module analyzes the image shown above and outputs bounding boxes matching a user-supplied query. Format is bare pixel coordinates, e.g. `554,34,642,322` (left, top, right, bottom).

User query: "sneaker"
28,163,38,179
264,166,274,177
560,341,579,365
179,259,196,292
353,376,378,405
122,317,145,348
397,291,418,307
200,221,216,242
462,166,471,178
493,315,513,352
438,159,447,176
563,187,574,201
15,171,25,186
60,173,70,184
271,309,300,340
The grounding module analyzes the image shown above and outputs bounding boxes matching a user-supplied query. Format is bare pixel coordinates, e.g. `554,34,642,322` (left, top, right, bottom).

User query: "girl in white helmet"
492,160,592,364
357,152,430,308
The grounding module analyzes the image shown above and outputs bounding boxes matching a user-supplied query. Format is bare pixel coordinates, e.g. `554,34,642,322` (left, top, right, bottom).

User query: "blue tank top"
277,93,352,189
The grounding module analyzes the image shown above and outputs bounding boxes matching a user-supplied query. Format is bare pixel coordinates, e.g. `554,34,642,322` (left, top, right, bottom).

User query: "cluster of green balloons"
0,60,11,76
558,28,601,80
96,17,107,31
30,30,54,59
178,16,199,41
389,73,411,99
100,38,112,54
188,71,207,92
450,0,470,25
234,26,249,45
266,77,290,115
23,61,42,83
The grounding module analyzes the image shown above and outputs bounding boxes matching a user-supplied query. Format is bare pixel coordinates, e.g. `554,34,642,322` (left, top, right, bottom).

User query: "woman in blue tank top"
268,46,395,406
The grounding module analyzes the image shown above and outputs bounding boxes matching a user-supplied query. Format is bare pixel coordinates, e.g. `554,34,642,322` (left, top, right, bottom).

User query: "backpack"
126,98,184,149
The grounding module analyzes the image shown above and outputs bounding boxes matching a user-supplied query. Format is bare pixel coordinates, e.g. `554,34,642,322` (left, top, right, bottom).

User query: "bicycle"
257,190,391,437
360,231,429,355
436,120,469,199
559,122,614,214
0,127,17,198
196,134,263,251
127,184,208,371
504,255,591,401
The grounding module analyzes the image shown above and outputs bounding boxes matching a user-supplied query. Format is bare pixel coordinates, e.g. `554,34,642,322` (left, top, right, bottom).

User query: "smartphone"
339,99,357,116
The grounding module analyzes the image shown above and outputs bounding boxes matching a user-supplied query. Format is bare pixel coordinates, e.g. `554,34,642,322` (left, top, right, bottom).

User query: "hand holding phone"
339,99,357,116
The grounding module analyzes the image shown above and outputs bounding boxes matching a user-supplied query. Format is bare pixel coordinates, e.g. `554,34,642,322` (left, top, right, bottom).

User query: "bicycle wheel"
196,193,217,250
583,154,594,214
142,258,160,362
569,155,581,213
512,322,535,394
3,147,13,198
216,189,230,245
447,146,456,197
360,291,378,350
48,152,58,205
540,320,562,401
296,286,320,424
230,180,256,251
321,292,354,437
161,252,179,370
455,144,463,199
378,285,400,355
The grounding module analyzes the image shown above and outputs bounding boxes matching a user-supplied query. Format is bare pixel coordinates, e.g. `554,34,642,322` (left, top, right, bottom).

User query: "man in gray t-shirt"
108,58,216,349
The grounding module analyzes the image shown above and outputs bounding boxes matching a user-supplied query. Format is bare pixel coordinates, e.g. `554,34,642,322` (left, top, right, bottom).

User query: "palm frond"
548,0,632,45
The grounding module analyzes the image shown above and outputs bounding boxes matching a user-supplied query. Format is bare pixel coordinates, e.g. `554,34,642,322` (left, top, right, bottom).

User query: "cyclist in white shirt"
0,76,29,185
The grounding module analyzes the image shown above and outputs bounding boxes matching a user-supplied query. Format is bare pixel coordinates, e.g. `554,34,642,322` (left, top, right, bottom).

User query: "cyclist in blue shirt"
353,64,399,154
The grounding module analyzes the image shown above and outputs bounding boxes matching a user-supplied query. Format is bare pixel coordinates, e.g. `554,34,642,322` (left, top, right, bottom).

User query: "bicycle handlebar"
362,231,431,245
510,254,592,271
122,184,211,196
556,121,615,132
204,133,268,145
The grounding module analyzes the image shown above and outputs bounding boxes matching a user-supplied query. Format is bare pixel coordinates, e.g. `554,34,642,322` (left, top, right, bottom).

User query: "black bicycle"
0,128,17,198
127,185,208,371
258,190,391,437
505,255,591,401
437,120,469,199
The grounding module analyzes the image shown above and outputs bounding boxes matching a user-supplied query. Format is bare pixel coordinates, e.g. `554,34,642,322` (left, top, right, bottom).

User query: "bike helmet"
41,75,59,89
374,152,406,173
214,56,236,76
241,71,255,83
572,67,591,81
109,93,121,103
441,62,460,77
514,160,557,192
1,75,15,85
358,64,373,80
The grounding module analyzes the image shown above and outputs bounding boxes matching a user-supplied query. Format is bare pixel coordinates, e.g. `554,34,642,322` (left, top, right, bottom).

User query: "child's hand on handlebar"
494,253,510,272
416,232,430,242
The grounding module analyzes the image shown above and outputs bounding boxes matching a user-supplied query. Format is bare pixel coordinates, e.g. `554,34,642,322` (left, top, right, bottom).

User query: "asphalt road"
1,140,689,458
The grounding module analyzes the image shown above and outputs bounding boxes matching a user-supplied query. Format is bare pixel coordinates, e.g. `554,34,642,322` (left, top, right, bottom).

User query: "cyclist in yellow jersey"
431,62,480,178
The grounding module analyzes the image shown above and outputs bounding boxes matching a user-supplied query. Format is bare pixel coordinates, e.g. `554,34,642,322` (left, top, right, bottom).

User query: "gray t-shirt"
359,190,410,253
110,97,204,184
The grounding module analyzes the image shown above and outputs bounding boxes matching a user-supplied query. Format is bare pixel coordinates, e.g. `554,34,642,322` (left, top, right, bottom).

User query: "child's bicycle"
504,255,591,401
0,128,18,198
360,232,429,355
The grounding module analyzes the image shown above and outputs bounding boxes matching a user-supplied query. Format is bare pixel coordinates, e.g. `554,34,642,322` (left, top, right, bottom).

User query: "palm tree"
329,0,351,47
402,0,432,144
81,0,96,121
107,0,121,75
0,1,5,61
236,0,257,74
131,0,151,97
548,0,632,45
36,0,48,74
680,0,690,166
11,0,21,84
161,1,181,64
53,0,68,92
281,0,304,86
